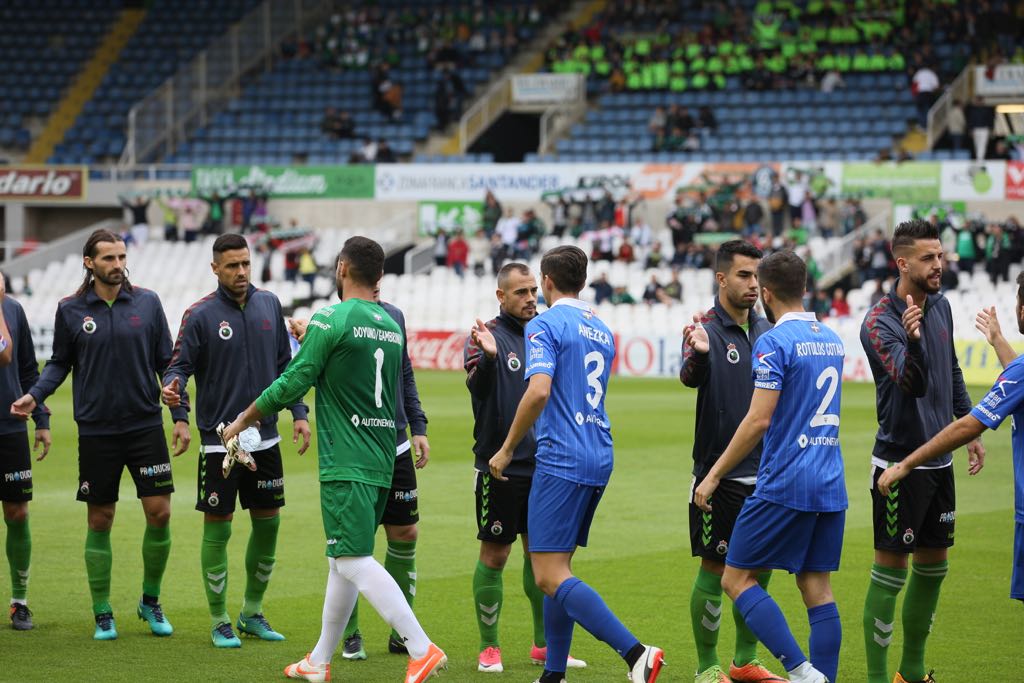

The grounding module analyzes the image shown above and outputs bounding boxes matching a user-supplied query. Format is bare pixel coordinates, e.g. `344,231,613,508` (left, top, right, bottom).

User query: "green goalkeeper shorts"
320,480,389,557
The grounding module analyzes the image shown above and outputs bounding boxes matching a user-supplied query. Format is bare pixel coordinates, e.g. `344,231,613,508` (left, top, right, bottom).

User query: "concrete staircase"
25,7,145,163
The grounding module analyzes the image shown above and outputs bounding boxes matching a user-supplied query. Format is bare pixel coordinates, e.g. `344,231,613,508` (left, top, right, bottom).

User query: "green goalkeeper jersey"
255,298,403,487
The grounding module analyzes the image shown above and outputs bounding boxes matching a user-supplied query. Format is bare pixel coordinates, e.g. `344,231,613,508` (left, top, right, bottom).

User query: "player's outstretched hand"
975,306,1003,345
412,434,430,468
293,419,312,455
902,294,922,341
289,318,309,343
161,377,181,408
171,421,191,457
877,462,909,496
966,437,985,475
489,447,512,481
693,475,718,512
470,318,497,359
683,313,710,354
10,393,35,421
33,429,51,461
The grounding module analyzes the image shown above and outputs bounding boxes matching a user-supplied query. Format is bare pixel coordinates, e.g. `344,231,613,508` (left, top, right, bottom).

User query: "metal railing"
927,65,972,150
122,0,331,166
458,79,513,154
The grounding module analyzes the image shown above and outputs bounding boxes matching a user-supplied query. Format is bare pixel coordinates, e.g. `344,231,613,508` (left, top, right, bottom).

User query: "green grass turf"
1,371,1021,682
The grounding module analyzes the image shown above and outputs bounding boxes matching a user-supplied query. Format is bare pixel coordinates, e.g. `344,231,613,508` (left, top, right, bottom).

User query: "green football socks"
474,560,503,649
84,528,112,615
243,515,279,617
690,566,724,672
5,518,30,601
202,520,232,625
899,561,947,682
863,563,908,683
733,571,772,666
141,524,171,599
384,539,417,640
523,555,546,647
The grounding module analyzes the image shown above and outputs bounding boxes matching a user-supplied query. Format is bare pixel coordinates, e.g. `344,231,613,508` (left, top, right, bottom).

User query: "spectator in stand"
489,233,507,275
743,198,764,236
698,105,717,132
818,198,839,238
433,229,448,267
446,229,469,278
786,172,808,227
820,68,845,93
482,191,503,238
497,208,520,252
165,196,207,244
992,138,1013,160
596,191,616,226
376,139,397,163
947,99,966,152
372,63,403,122
649,105,667,137
120,195,151,248
645,241,665,269
957,223,977,274
768,177,787,237
869,279,886,306
298,247,318,297
967,96,996,160
594,220,621,261
590,273,613,305
156,195,178,241
516,209,545,258
667,195,694,248
617,239,635,264
546,195,569,239
658,269,683,303
830,288,851,319
813,290,831,321
911,62,940,126
321,108,355,139
610,286,635,305
670,243,688,269
867,229,890,281
628,216,652,251
360,138,377,162
986,223,1011,285
642,275,662,304
284,247,300,283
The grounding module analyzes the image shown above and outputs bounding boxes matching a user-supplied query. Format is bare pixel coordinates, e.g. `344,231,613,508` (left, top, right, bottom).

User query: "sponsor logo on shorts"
218,321,233,340
153,480,173,488
208,492,220,507
939,511,955,524
393,488,418,502
490,521,503,536
716,540,729,555
506,352,521,372
3,469,31,482
349,414,396,429
726,343,740,364
902,528,915,545
138,463,172,477
82,316,97,334
79,481,90,495
256,477,284,489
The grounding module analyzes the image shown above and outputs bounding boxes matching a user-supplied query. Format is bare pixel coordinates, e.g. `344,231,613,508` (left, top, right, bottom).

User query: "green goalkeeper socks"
243,515,279,617
5,518,30,601
384,539,417,641
733,571,772,666
84,529,112,615
899,561,947,682
690,566,724,672
141,524,171,599
474,560,504,649
863,563,907,683
202,520,232,625
523,555,546,647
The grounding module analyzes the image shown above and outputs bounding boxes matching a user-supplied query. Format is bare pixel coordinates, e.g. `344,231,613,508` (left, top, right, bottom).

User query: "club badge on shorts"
506,352,521,372
726,343,740,364
82,316,97,334
218,321,233,340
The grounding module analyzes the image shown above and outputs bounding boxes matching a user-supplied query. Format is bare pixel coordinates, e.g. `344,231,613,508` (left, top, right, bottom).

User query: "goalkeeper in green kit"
220,236,446,683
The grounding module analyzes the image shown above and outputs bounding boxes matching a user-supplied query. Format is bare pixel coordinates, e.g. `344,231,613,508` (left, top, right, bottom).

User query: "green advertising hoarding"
191,165,375,199
841,162,941,202
417,200,484,235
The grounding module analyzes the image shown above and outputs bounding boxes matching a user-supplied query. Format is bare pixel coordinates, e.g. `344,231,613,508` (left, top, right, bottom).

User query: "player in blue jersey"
489,245,664,683
878,273,1024,606
695,251,847,683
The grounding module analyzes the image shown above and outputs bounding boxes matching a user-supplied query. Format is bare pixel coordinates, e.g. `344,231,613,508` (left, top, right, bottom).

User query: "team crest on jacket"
218,321,233,340
82,316,96,334
506,352,521,372
726,343,740,364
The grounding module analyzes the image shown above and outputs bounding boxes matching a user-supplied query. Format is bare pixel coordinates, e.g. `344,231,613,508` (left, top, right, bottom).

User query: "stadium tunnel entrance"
469,112,541,163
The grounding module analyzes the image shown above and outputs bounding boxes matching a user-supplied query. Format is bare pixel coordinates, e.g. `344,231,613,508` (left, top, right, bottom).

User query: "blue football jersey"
524,298,615,486
751,312,847,512
970,355,1024,523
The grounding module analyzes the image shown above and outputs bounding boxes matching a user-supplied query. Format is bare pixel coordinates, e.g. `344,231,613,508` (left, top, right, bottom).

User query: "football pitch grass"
1,371,1021,682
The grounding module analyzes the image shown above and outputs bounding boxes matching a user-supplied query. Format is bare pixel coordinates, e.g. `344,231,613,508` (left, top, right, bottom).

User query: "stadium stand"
49,0,260,165
0,0,121,152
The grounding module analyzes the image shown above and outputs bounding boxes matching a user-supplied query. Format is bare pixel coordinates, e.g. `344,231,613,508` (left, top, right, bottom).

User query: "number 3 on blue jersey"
584,351,604,409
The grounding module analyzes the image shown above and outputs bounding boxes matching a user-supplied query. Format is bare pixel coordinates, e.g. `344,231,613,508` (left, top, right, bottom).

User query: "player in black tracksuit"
679,240,784,683
463,263,581,673
14,228,176,640
162,233,310,647
341,298,431,658
859,220,982,683
0,294,50,631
